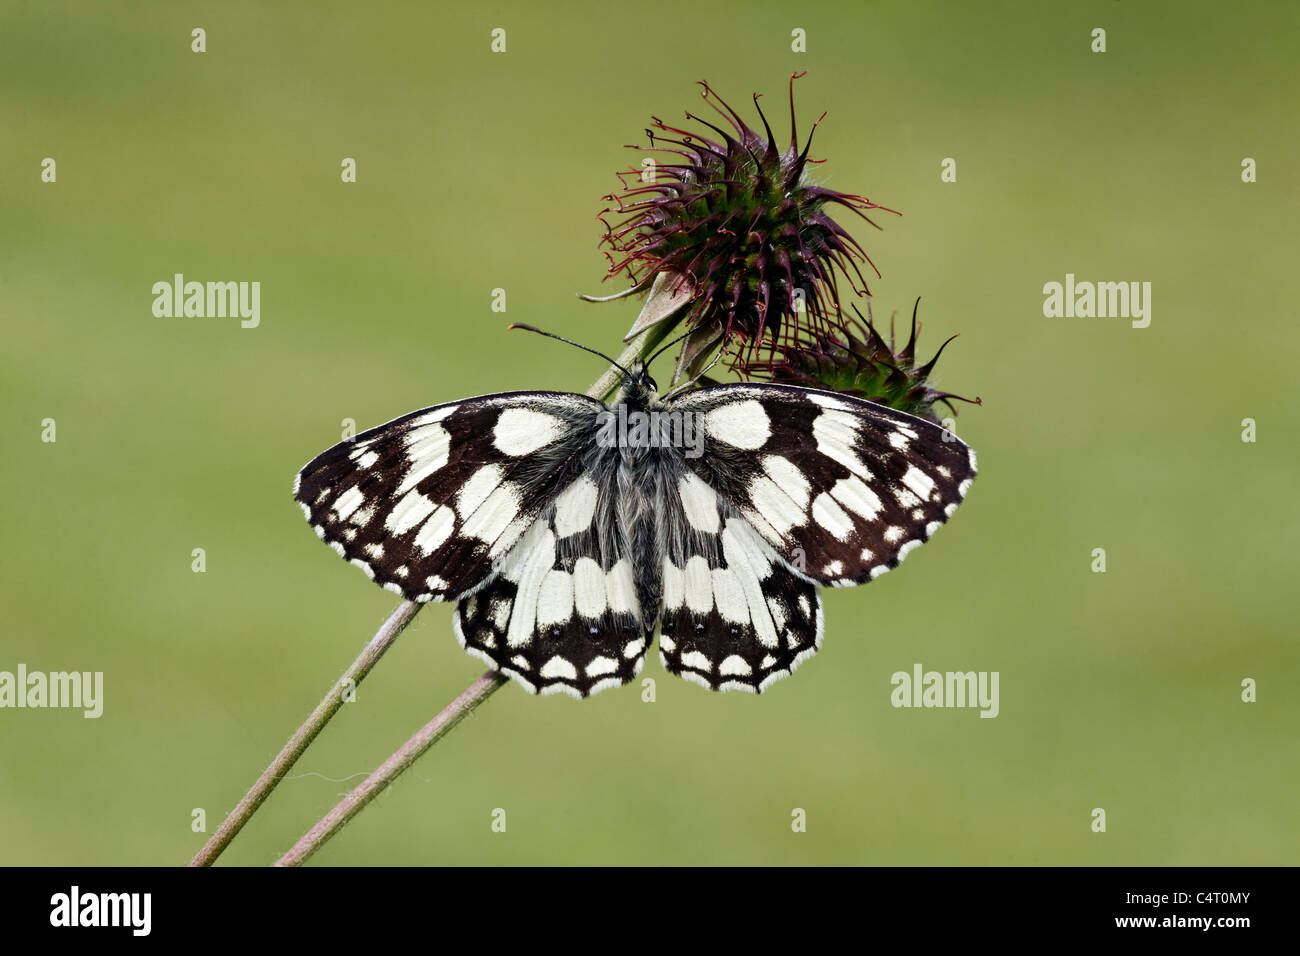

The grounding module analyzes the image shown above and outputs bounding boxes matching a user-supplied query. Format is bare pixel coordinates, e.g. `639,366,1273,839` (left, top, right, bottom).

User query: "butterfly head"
614,361,660,408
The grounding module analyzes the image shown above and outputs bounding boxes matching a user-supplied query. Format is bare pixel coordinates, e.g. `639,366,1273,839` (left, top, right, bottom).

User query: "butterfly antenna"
508,324,632,378
646,328,696,368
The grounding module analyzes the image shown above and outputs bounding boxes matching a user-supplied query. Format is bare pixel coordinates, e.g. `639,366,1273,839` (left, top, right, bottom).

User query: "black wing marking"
293,391,601,601
673,383,976,587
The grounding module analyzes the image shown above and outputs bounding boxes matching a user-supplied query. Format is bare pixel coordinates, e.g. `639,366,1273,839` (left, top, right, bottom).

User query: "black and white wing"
653,383,975,693
657,475,824,694
293,391,600,602
453,470,650,698
674,383,977,588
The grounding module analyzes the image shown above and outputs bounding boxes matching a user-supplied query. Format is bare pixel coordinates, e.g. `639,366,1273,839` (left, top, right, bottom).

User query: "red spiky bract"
598,73,897,368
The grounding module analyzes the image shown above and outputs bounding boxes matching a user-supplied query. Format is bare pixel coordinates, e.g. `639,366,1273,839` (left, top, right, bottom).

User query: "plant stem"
194,302,683,867
272,316,682,866
188,599,421,866
273,669,506,866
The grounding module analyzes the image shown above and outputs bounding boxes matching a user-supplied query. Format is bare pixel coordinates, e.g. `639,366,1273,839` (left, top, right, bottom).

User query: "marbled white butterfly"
294,339,976,697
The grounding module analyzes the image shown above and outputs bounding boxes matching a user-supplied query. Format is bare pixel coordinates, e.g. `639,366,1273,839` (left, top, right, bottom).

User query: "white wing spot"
704,399,770,449
681,650,713,673
537,570,575,628
662,559,684,609
539,655,578,680
830,476,882,521
678,472,720,533
490,599,511,629
554,475,599,538
398,422,451,494
902,466,936,502
811,492,854,540
456,465,504,520
586,656,618,677
748,475,805,535
413,505,456,555
606,559,639,615
573,557,607,617
711,567,748,624
505,526,557,648
720,655,752,677
813,410,868,474
493,408,565,456
683,556,713,614
332,486,365,521
761,455,811,510
461,483,522,543
386,489,436,535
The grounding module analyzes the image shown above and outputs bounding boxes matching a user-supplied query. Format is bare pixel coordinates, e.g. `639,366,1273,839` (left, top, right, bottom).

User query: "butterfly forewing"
293,391,602,601
674,383,976,587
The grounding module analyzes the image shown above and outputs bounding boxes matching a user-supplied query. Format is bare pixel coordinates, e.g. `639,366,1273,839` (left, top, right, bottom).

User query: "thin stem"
273,670,507,867
189,599,422,866
272,308,689,866
193,300,688,867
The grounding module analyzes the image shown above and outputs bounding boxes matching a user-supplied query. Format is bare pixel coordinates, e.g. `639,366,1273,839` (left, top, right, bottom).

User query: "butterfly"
293,333,977,698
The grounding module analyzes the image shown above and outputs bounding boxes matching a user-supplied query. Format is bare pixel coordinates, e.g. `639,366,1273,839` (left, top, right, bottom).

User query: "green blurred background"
2,0,1296,866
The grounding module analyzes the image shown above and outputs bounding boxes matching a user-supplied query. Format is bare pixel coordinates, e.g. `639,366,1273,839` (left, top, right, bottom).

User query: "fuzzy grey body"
572,366,689,640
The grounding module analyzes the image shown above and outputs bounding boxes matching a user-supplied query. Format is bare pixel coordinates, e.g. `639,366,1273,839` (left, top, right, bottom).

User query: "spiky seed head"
598,73,897,370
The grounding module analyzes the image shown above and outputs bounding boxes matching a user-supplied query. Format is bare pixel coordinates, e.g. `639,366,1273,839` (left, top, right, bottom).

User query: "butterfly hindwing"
453,484,651,698
674,383,976,587
658,477,824,693
293,391,601,601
